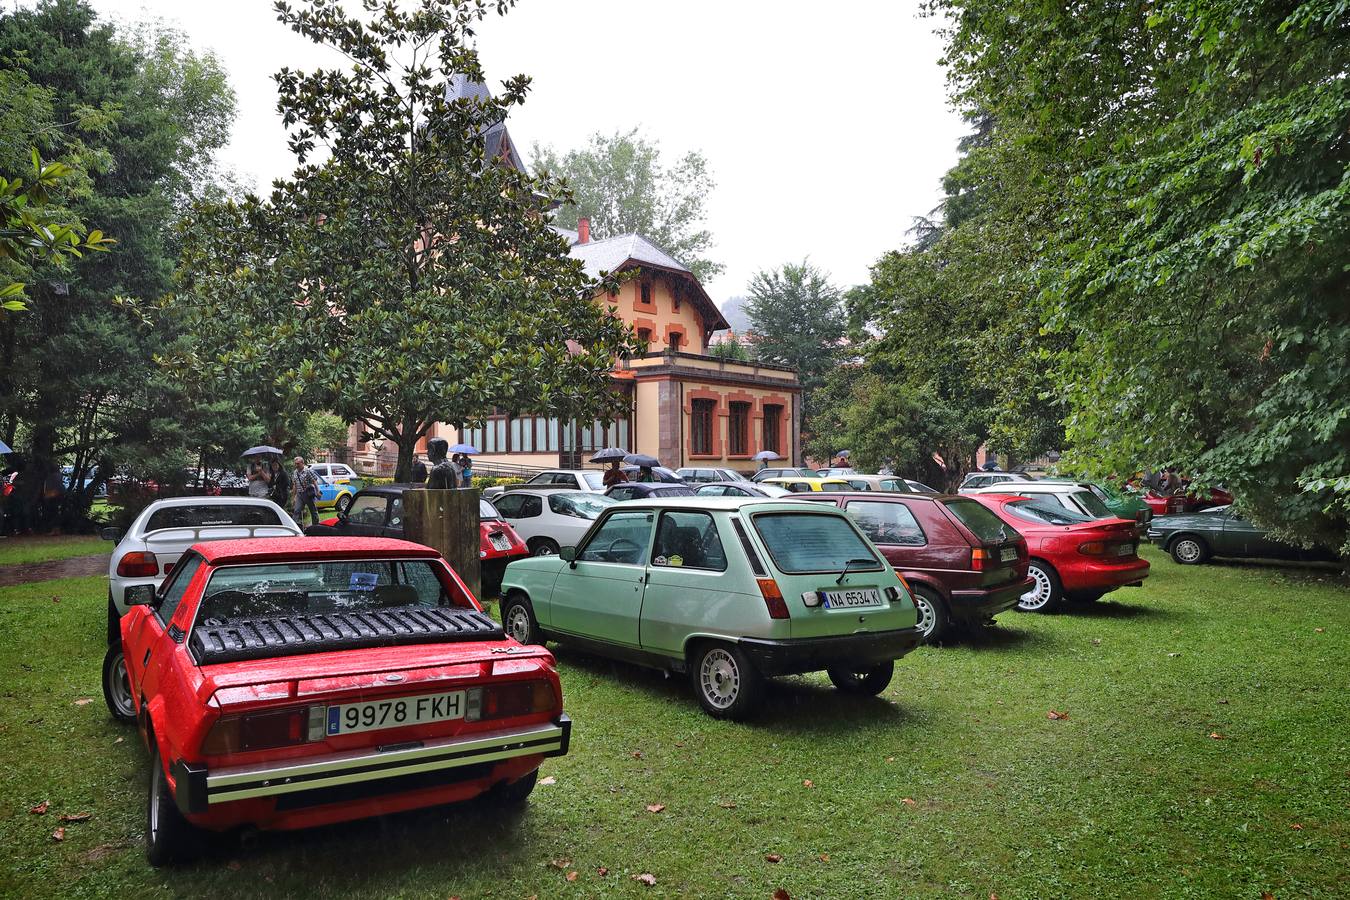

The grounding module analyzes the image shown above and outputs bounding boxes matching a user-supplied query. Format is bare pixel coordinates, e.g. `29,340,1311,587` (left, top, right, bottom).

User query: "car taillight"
201,706,325,755
116,552,160,578
465,680,556,722
1078,541,1107,556
756,578,790,619
970,547,991,571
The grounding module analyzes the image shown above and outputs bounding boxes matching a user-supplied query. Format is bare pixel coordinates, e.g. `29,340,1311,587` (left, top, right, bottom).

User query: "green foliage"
161,0,642,483
533,128,723,282
298,411,349,461
930,0,1350,553
706,333,751,361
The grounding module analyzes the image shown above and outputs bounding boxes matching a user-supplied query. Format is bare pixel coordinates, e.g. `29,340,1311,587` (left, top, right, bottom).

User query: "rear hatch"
1067,518,1143,558
938,497,1027,585
145,525,299,577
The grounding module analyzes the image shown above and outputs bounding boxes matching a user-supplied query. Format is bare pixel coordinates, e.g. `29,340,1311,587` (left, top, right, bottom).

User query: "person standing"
459,454,474,488
603,460,628,488
268,456,291,510
247,458,271,498
292,457,321,526
636,465,656,483
410,454,428,485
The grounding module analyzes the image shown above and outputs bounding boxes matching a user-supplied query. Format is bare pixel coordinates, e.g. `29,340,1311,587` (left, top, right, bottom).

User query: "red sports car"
971,494,1150,613
105,536,569,865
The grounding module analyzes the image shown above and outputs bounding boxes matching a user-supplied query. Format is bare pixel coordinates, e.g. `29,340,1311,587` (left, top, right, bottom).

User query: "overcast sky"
90,0,965,305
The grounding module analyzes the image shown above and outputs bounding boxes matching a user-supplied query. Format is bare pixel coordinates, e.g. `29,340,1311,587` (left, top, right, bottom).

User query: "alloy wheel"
106,651,135,719
699,648,741,709
505,605,532,643
1174,539,1202,563
1019,565,1053,611
912,593,937,638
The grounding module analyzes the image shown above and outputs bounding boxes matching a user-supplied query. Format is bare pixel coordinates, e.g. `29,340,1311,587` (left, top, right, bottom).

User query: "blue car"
309,462,365,513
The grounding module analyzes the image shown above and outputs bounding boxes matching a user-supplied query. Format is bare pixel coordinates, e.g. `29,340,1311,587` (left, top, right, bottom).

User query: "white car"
482,469,607,499
967,481,1118,520
488,488,617,556
676,467,749,483
957,472,1035,494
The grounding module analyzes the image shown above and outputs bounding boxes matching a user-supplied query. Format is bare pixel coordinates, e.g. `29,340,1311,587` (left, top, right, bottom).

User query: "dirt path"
0,553,109,588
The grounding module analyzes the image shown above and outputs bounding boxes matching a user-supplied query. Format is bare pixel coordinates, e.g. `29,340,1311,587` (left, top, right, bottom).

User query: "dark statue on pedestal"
425,437,457,490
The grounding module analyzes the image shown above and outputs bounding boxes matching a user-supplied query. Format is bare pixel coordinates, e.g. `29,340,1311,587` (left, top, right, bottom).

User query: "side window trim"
730,516,767,577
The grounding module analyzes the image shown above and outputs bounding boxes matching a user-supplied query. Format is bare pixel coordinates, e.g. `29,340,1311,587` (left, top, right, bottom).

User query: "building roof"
446,74,524,171
567,233,730,331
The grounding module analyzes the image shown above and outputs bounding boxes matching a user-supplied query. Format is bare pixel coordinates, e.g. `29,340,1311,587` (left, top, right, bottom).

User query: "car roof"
139,496,288,510
973,482,1082,494
598,496,842,514
195,536,440,565
812,491,941,504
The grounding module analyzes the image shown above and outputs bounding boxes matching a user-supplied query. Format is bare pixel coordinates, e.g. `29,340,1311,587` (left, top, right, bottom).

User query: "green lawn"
0,548,1346,898
0,535,109,566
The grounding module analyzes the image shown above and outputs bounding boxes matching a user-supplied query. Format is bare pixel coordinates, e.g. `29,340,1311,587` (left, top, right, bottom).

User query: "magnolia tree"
162,0,639,480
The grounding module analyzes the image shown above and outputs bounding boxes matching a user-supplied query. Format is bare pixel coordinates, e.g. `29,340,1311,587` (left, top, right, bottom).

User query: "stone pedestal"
402,489,482,599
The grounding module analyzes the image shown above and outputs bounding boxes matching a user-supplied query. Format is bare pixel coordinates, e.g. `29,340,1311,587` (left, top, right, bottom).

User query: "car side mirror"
100,526,123,542
560,546,577,565
124,584,156,607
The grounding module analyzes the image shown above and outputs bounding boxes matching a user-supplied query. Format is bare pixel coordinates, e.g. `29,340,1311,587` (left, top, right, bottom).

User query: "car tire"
1169,535,1210,565
1018,560,1063,613
910,585,950,643
501,593,542,645
146,746,204,866
489,768,539,806
334,493,353,515
689,642,763,721
827,661,894,695
102,646,137,723
529,538,560,558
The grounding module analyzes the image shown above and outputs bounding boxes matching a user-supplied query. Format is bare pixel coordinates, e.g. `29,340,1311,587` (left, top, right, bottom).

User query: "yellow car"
760,476,858,494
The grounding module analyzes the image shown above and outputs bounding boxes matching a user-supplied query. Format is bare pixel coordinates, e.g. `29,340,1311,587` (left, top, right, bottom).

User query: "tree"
743,261,848,459
0,1,238,522
929,0,1350,553
162,0,642,482
706,333,751,362
298,412,349,460
533,129,723,283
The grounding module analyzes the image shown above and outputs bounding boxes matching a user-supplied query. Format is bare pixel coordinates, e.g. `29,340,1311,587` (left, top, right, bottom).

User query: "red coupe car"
971,494,1149,612
105,536,569,865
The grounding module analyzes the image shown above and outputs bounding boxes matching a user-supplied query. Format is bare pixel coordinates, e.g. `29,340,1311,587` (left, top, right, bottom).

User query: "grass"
0,548,1346,899
0,535,109,566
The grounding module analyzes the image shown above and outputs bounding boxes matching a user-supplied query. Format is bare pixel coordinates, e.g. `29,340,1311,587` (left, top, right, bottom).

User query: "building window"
668,331,682,352
637,327,651,345
763,404,782,454
691,399,716,455
640,281,653,305
728,401,750,456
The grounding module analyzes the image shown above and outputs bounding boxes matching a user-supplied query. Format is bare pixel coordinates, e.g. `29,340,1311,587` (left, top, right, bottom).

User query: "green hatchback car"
499,497,922,720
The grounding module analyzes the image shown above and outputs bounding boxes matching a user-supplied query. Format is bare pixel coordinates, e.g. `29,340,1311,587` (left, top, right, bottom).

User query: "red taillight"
970,547,991,571
756,578,790,619
116,552,160,579
466,680,556,722
201,707,322,755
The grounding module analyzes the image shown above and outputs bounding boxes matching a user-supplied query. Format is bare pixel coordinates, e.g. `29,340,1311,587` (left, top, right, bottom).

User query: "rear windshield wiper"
837,557,875,584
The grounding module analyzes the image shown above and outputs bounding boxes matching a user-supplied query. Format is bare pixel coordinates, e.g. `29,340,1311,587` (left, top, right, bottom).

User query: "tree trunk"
394,430,416,483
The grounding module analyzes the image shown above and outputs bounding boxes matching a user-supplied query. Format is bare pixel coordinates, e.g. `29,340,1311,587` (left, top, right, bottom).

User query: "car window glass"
1071,490,1113,518
610,487,636,501
520,495,543,517
1005,499,1092,526
347,494,388,525
389,497,404,528
157,555,203,625
479,498,501,520
846,501,927,546
146,504,283,531
654,486,696,497
493,494,524,517
751,512,881,574
579,511,654,564
787,481,810,492
943,498,1012,542
696,485,726,497
881,479,901,492
583,472,606,490
652,511,727,571
198,559,460,623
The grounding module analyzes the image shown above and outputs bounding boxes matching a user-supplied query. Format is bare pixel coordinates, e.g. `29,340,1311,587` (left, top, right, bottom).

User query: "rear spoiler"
146,525,301,545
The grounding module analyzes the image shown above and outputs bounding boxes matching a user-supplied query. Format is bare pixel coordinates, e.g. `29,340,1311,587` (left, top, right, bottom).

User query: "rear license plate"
326,690,465,736
821,588,882,609
1000,546,1018,562
489,534,511,552
1116,543,1135,557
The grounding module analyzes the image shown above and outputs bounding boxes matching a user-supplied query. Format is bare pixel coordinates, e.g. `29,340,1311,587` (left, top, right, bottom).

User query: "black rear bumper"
950,578,1032,620
737,628,923,677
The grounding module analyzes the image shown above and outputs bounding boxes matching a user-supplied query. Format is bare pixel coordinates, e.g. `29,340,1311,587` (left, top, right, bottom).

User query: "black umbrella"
625,453,660,468
590,447,630,463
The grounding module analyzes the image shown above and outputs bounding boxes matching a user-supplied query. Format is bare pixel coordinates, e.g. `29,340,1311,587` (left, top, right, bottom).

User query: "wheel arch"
1164,531,1206,552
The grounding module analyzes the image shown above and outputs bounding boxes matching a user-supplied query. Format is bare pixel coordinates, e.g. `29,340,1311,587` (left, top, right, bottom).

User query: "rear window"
1070,490,1113,518
146,504,282,532
942,499,1011,543
549,493,616,518
197,559,459,624
479,498,500,520
751,512,882,574
1005,499,1093,526
582,472,605,490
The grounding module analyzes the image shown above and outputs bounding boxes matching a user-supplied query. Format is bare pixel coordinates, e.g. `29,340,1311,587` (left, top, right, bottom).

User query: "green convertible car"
499,497,923,720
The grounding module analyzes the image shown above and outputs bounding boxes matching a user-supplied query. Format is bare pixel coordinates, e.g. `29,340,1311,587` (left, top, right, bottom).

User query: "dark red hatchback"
807,494,1032,641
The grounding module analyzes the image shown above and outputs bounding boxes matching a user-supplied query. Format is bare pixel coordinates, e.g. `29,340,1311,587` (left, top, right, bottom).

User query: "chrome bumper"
172,715,570,814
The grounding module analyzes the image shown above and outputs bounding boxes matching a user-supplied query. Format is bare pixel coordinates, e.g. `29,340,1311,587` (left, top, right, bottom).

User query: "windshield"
582,472,605,490
1070,490,1114,518
146,504,282,532
942,498,1010,543
479,498,500,520
197,558,459,624
550,493,616,518
751,512,882,574
1005,499,1093,526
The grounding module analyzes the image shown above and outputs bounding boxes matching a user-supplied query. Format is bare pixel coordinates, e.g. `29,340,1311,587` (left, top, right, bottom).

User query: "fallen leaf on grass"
885,756,895,763
645,803,665,813
58,813,92,824
539,776,556,786
549,858,572,870
1166,652,1181,658
29,801,49,815
51,596,60,603
1208,732,1225,740
631,750,643,759
73,699,93,706
1047,710,1070,720
1290,823,1303,830
1261,892,1275,900
773,889,791,900
802,779,814,788
1315,628,1324,634
596,867,608,877
900,797,917,807
631,873,656,886
718,800,737,809
819,853,830,862
765,853,782,863
1090,639,1102,646
565,870,579,882
1217,699,1229,705
51,827,65,842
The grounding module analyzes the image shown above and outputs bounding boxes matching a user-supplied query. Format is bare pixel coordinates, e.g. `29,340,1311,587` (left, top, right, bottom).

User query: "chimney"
577,216,590,244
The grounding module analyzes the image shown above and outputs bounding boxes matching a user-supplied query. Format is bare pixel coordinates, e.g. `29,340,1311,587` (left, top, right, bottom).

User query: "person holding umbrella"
753,450,781,472
626,453,661,483
591,447,629,488
242,445,283,498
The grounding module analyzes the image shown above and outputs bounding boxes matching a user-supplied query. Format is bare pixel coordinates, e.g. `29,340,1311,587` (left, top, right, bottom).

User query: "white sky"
91,0,965,304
